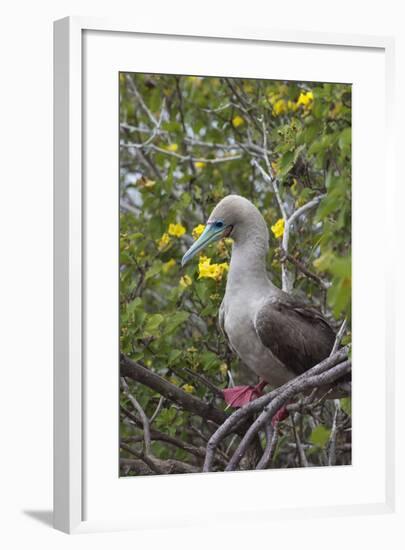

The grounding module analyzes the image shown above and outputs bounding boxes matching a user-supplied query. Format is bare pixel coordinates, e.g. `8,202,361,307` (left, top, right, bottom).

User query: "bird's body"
182,194,337,404
220,275,296,388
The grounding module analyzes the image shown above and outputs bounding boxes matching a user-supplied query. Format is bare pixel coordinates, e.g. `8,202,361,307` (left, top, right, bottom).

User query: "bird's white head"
181,194,269,266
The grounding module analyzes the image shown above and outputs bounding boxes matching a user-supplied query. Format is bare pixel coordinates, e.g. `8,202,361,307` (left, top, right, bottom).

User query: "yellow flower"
194,161,206,170
232,115,245,128
180,275,192,288
198,256,215,279
271,218,285,239
138,176,156,188
219,363,228,377
168,223,186,237
288,100,297,111
269,95,298,116
192,224,205,239
296,91,314,109
162,258,176,273
157,232,171,250
165,143,179,152
182,384,195,394
272,99,288,116
198,256,229,281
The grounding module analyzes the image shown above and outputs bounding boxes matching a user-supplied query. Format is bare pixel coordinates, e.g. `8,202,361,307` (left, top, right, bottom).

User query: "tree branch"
121,406,228,467
120,354,228,426
120,377,151,454
281,195,325,293
330,319,348,355
280,250,331,290
256,423,278,470
126,75,158,126
203,346,350,472
122,142,242,164
121,443,198,474
224,360,350,471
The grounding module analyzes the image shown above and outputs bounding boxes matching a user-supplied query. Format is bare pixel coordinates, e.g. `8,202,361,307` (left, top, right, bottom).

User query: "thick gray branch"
203,346,350,472
120,354,228,426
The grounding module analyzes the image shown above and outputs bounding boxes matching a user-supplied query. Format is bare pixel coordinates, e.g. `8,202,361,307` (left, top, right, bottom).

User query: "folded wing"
254,297,335,376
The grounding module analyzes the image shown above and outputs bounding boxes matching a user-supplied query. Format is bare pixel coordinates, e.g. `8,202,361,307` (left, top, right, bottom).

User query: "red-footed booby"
182,195,336,411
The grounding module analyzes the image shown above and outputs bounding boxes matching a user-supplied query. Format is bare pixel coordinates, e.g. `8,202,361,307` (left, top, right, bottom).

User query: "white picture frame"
54,16,397,534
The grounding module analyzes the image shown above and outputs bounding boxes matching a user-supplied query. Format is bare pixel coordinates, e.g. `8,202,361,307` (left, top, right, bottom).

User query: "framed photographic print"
54,17,396,534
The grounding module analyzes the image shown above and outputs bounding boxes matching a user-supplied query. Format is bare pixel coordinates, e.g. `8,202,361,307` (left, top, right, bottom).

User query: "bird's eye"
215,221,224,229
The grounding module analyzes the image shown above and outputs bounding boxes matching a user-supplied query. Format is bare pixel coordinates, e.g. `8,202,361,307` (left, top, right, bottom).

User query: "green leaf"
329,255,351,279
310,425,331,448
200,351,219,370
163,311,190,335
168,349,183,365
328,276,351,317
340,397,352,416
338,127,351,150
145,261,163,281
144,314,164,334
126,297,142,314
313,250,334,272
278,151,294,177
129,351,144,362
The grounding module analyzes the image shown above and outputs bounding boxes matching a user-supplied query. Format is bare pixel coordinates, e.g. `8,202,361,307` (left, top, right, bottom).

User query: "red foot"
222,380,267,408
271,404,289,426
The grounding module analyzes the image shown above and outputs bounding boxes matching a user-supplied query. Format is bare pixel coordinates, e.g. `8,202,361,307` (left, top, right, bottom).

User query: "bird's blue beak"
181,223,226,267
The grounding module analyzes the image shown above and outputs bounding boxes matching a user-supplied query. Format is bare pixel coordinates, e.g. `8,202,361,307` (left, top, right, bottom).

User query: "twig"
256,423,278,469
328,400,340,466
121,406,228,467
183,137,269,158
282,195,325,261
120,122,168,136
126,75,158,126
291,413,309,467
120,377,151,454
149,396,164,425
201,102,233,113
122,142,242,164
175,77,197,177
121,443,198,474
252,159,287,220
224,78,262,132
182,367,224,397
330,319,348,355
122,99,166,149
280,251,331,290
120,199,139,216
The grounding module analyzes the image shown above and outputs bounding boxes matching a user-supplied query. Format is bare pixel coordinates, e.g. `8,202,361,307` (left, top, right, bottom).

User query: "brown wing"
254,297,335,376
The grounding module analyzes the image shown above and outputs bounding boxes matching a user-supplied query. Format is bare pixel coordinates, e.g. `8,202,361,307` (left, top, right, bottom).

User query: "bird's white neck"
226,233,275,296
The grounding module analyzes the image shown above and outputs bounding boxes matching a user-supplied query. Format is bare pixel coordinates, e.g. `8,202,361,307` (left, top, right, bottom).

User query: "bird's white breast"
223,290,295,388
